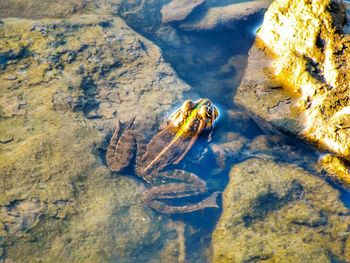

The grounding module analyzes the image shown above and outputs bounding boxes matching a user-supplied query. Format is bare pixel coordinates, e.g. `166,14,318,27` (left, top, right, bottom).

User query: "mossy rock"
212,158,350,262
0,14,189,262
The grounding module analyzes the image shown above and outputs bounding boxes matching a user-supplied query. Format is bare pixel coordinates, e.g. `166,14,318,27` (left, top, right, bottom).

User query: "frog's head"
168,98,219,136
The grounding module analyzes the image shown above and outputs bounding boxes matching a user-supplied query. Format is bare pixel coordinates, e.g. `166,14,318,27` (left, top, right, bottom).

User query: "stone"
0,136,13,144
0,0,90,19
317,154,350,186
248,134,282,152
248,134,316,165
0,13,190,262
210,134,248,169
225,108,252,134
234,0,350,182
161,0,206,23
0,96,26,118
0,199,43,235
180,0,272,31
156,25,182,48
212,158,350,262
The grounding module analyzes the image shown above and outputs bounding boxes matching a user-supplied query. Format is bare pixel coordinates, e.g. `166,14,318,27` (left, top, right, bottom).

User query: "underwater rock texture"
0,0,91,19
0,14,189,262
235,0,350,166
212,158,350,262
161,0,206,23
179,0,272,31
160,0,272,31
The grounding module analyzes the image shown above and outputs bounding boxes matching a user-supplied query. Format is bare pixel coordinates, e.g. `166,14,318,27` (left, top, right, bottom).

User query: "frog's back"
139,126,194,174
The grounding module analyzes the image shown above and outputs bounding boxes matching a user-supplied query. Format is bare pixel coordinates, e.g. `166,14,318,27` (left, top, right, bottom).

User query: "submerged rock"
156,25,182,48
212,158,350,262
115,0,260,108
234,0,350,184
0,14,189,262
161,0,206,23
0,0,90,19
180,0,272,31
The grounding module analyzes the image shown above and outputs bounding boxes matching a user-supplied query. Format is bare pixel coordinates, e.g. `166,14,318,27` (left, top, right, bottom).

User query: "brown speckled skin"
106,99,220,213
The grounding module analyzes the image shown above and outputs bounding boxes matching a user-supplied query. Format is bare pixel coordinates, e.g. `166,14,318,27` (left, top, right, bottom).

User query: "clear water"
116,0,350,261
116,0,310,261
2,0,350,262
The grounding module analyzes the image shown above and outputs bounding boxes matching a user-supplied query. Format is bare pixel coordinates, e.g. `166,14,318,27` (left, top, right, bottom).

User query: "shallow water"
2,0,350,262
115,0,331,261
116,0,266,259
118,0,350,261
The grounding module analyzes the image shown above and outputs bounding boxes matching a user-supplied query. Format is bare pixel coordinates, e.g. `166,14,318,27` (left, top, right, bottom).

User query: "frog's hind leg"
106,118,136,172
142,169,220,214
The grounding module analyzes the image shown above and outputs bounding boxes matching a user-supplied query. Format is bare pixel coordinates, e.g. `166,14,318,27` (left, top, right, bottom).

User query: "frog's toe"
143,190,221,214
205,191,221,208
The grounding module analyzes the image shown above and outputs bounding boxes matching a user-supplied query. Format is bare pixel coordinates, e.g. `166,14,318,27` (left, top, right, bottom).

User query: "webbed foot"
146,191,220,214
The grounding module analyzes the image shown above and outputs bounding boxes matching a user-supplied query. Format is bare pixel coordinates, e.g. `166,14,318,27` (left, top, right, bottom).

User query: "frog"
106,98,220,213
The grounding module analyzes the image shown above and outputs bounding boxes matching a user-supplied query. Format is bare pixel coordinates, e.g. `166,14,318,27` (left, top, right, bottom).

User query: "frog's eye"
206,106,212,117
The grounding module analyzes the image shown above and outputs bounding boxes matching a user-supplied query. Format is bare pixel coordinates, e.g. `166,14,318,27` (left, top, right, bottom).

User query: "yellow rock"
317,154,350,186
235,0,350,185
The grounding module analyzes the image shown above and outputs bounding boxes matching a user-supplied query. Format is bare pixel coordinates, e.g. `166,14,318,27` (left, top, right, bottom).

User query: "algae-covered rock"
234,0,350,182
212,158,350,262
0,14,189,262
0,0,91,19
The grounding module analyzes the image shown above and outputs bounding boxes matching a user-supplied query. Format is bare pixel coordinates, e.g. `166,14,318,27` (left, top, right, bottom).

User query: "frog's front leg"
142,169,220,214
